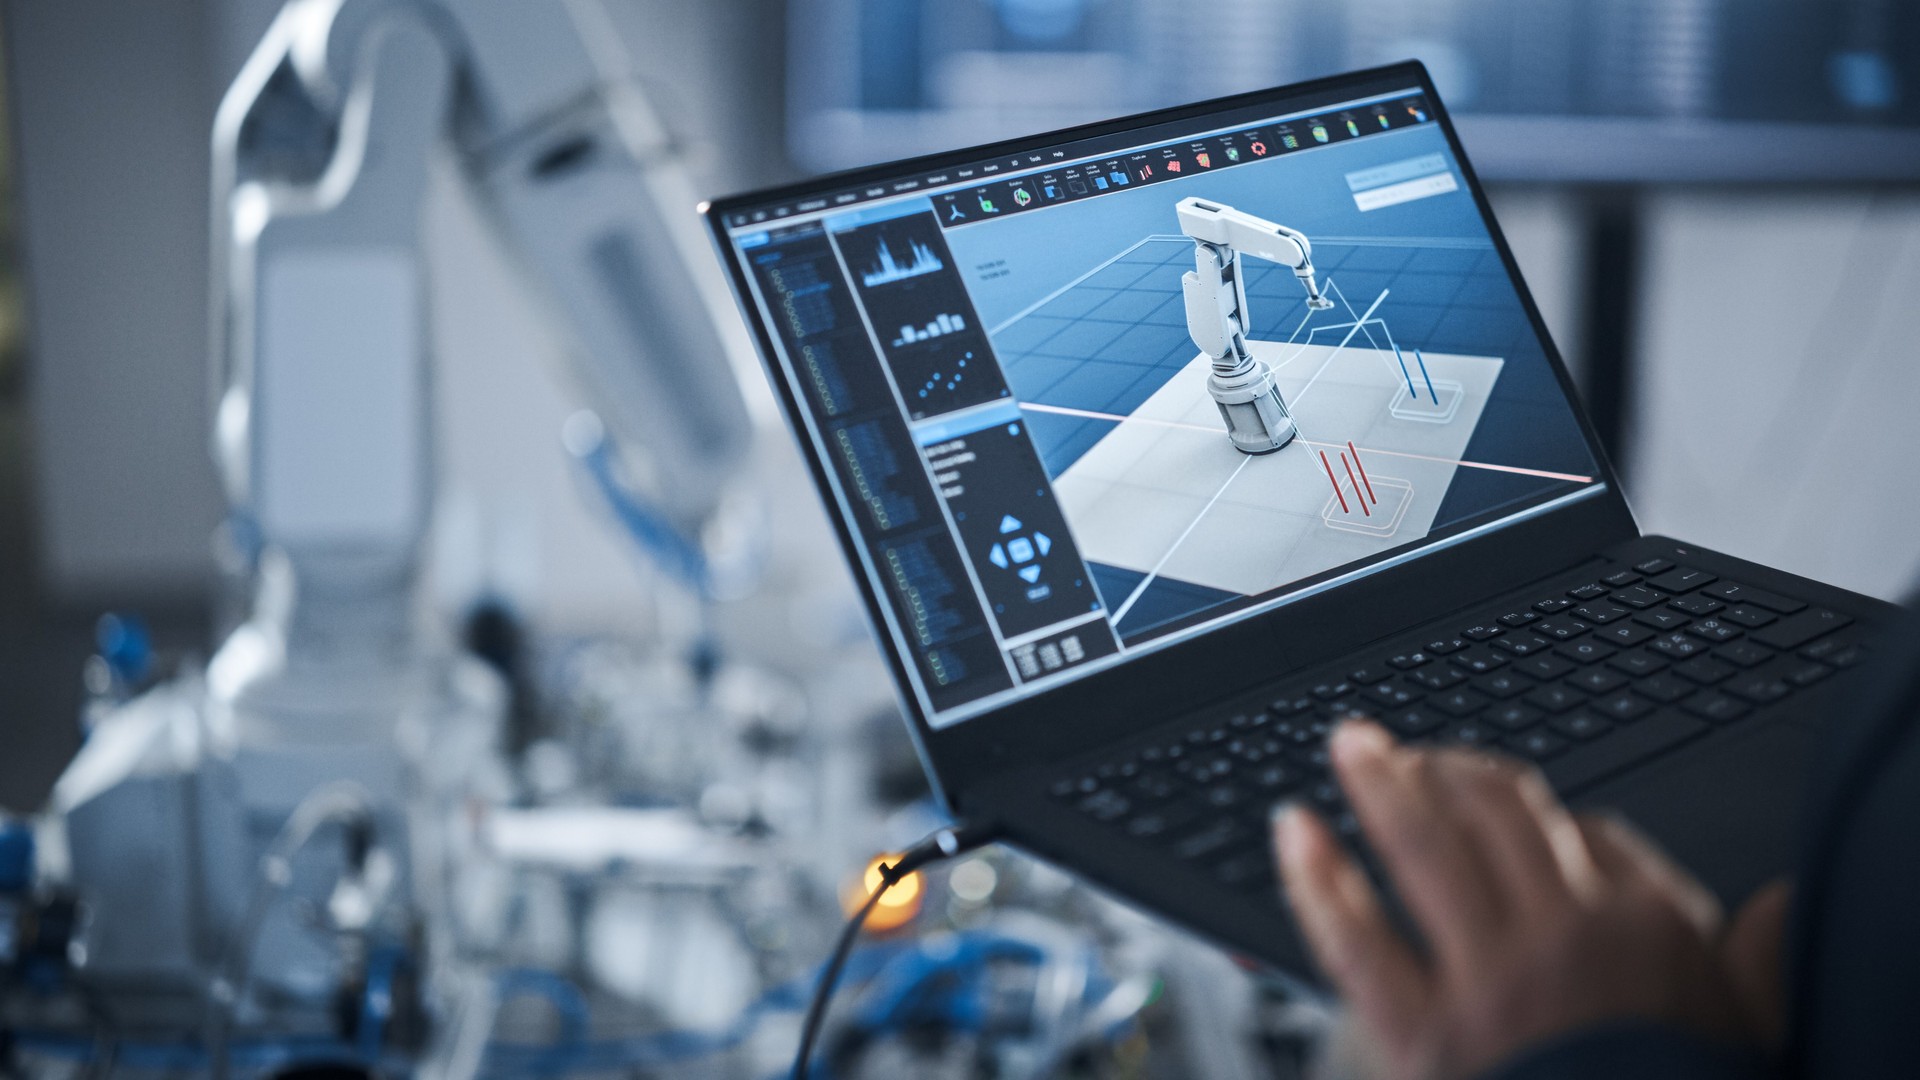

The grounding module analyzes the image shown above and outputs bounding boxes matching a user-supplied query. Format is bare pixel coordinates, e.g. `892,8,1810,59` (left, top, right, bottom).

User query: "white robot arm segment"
1175,196,1332,455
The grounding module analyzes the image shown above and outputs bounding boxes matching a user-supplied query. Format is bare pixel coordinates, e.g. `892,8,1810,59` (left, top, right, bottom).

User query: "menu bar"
723,91,1433,230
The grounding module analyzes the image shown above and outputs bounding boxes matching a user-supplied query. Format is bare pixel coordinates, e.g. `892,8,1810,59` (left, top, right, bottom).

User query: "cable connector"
792,820,999,1079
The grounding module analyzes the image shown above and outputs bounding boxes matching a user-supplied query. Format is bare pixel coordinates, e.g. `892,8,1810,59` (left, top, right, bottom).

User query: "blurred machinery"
0,2,1257,1077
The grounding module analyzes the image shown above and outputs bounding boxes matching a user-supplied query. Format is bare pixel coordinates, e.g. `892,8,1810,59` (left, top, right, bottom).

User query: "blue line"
1391,344,1416,399
1414,348,1438,404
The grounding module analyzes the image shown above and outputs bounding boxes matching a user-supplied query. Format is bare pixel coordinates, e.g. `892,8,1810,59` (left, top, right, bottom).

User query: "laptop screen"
714,75,1605,728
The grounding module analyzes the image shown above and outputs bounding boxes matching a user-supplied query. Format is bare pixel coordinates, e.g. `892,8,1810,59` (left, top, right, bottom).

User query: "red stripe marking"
1320,451,1350,513
1341,453,1371,516
1347,440,1376,504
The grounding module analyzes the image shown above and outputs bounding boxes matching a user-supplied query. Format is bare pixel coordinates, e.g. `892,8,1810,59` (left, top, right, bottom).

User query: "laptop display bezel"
704,60,1637,807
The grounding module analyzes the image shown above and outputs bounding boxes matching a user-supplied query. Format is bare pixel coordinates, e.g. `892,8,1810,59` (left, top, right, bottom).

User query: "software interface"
722,84,1603,726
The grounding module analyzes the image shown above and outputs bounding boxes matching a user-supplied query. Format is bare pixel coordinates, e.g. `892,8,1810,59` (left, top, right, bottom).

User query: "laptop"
701,61,1896,980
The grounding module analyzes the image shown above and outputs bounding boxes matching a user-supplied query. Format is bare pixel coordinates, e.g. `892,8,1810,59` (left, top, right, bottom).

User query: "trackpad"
1574,719,1811,906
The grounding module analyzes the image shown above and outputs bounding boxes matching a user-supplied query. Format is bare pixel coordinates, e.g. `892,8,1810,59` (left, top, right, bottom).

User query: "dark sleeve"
1478,1022,1772,1080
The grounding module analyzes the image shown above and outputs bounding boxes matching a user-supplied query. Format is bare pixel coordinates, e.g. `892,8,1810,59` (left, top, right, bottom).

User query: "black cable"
791,821,997,1080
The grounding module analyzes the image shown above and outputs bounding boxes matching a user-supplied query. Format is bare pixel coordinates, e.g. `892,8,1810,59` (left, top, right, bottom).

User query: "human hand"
1272,721,1789,1080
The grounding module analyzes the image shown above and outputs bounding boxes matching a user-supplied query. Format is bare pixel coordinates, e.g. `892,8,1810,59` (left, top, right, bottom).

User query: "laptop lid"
705,62,1633,807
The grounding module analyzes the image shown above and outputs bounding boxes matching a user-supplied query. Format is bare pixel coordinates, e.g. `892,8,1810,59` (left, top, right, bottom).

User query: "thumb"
1721,879,1791,1048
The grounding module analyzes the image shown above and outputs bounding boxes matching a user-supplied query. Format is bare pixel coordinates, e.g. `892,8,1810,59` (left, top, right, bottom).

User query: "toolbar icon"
1043,183,1060,200
1110,170,1130,185
1311,124,1329,143
1013,186,1032,206
1282,134,1299,149
1196,151,1211,168
1093,175,1109,190
1166,159,1182,173
1138,163,1153,179
1407,104,1428,122
978,193,998,213
1068,178,1087,194
1249,141,1267,156
947,201,966,222
1376,113,1391,129
1225,146,1240,162
1345,119,1360,137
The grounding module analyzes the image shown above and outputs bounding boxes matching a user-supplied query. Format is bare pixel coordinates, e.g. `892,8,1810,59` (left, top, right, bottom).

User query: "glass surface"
726,83,1603,725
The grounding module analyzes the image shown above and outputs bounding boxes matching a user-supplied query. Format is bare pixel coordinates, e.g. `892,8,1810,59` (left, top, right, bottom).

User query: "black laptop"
702,61,1896,980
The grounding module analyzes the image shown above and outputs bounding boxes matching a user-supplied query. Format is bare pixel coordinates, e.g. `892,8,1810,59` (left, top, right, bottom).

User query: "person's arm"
1271,721,1787,1080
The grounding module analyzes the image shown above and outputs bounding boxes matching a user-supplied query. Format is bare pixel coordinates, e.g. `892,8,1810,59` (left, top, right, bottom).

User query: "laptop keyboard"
1047,557,1870,897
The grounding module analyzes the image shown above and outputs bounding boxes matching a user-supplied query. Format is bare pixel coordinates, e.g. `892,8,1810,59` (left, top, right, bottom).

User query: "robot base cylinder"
1208,364,1296,455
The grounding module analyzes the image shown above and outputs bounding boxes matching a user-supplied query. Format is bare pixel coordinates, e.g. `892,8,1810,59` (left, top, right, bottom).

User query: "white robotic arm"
1176,196,1332,455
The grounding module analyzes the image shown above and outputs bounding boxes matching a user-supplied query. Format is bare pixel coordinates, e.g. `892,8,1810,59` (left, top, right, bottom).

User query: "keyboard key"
1634,610,1690,632
1463,623,1505,641
1787,663,1832,688
1050,777,1079,799
1515,654,1577,681
1533,598,1576,614
1592,691,1652,722
1670,595,1726,617
1474,672,1531,699
1686,618,1743,643
1252,764,1299,791
1432,689,1490,717
1573,605,1631,625
1611,585,1667,609
1719,605,1778,629
1828,645,1868,668
1426,637,1470,655
1725,673,1792,705
1607,651,1668,677
1506,730,1569,761
1500,611,1542,628
1175,820,1247,860
1127,804,1200,838
1544,714,1709,792
1649,633,1707,659
1204,784,1245,808
1634,557,1676,575
1312,680,1356,700
1386,708,1446,737
1535,618,1592,641
1568,668,1628,694
1444,722,1499,747
1410,665,1468,691
1451,648,1510,675
1526,685,1587,713
1350,665,1394,686
1362,682,1422,709
1556,640,1617,665
1493,634,1553,657
1270,695,1314,716
1647,567,1718,594
1601,570,1643,588
1079,790,1132,821
1637,674,1696,704
1683,692,1750,724
1388,651,1432,670
1701,581,1806,615
1551,712,1614,740
1488,702,1543,731
1568,583,1610,601
1673,656,1736,685
1752,609,1854,651
1714,640,1775,668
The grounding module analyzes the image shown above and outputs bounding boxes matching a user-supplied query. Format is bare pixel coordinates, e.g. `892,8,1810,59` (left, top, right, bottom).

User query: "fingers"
1430,749,1595,909
1577,815,1724,936
1722,880,1791,1047
1273,802,1429,1036
1329,722,1506,964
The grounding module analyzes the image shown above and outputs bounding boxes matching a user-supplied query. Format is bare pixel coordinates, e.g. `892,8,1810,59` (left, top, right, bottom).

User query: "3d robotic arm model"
1177,196,1334,455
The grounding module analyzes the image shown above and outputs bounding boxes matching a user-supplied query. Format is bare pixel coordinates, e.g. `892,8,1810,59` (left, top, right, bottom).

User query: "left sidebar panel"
743,224,1015,713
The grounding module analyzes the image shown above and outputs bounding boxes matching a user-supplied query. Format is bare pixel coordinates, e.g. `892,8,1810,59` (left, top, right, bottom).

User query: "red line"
1347,440,1376,504
1341,453,1371,516
1319,451,1350,513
